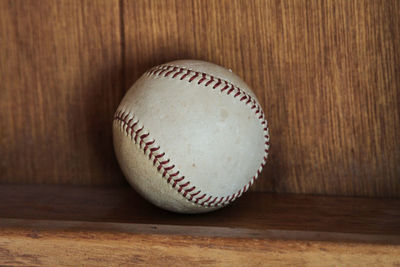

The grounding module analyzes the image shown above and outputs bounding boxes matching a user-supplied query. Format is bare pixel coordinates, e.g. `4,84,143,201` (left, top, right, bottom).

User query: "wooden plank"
0,0,125,185
1,0,399,197
1,185,399,236
122,0,400,197
0,219,399,266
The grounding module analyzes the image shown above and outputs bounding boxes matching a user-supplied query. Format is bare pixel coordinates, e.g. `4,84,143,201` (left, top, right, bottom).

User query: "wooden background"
0,0,399,197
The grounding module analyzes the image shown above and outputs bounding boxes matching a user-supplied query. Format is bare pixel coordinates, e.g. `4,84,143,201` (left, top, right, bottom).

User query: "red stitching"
149,147,160,159
169,170,180,177
155,152,165,158
160,159,170,165
136,126,144,134
213,79,222,89
153,152,165,165
195,194,206,203
174,176,185,183
227,85,235,95
216,197,224,205
134,127,143,143
157,69,167,76
221,82,230,92
140,133,149,139
179,181,190,192
151,68,160,75
114,64,270,208
180,70,191,80
205,77,214,86
123,112,130,121
207,197,218,207
202,196,212,205
164,67,178,77
197,73,207,84
185,186,195,193
189,72,199,82
172,68,184,78
164,165,175,171
189,190,200,200
143,140,154,153
180,181,190,187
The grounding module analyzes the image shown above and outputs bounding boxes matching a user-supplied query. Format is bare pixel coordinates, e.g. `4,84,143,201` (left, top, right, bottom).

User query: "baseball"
113,60,270,213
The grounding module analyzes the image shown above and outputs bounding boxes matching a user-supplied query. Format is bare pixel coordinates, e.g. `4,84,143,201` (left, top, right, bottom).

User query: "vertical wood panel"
0,0,125,184
123,0,400,197
1,0,399,197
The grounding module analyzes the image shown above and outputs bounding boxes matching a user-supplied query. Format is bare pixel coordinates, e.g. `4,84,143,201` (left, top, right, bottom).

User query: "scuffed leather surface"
113,60,266,213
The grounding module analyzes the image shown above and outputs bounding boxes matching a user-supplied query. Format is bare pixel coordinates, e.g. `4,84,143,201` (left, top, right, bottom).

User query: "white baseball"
113,60,270,213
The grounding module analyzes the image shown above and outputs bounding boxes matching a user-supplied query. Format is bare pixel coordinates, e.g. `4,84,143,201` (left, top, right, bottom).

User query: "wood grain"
0,0,125,185
1,185,399,236
123,0,400,197
0,1,399,197
0,219,399,267
1,185,399,266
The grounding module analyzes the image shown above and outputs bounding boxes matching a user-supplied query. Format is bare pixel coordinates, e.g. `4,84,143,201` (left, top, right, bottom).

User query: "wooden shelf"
1,185,399,266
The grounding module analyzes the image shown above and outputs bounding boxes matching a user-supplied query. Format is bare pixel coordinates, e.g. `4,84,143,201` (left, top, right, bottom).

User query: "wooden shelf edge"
1,218,399,266
1,218,400,245
1,184,400,236
1,184,400,265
